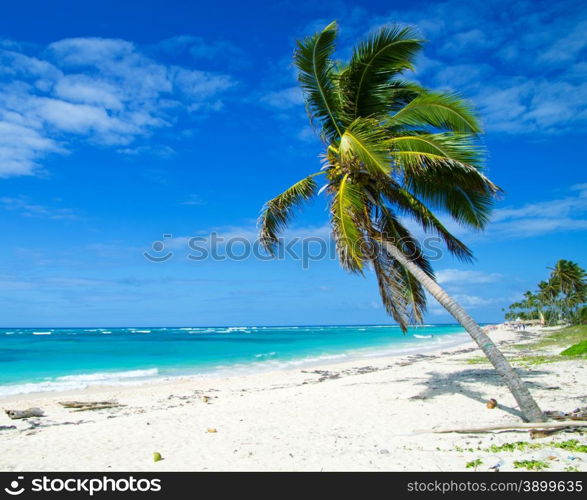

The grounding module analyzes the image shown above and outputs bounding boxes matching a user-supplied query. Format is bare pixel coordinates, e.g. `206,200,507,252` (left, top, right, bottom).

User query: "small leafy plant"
513,460,550,471
466,458,483,471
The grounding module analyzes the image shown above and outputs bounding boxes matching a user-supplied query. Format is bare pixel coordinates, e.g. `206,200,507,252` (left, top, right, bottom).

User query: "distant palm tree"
547,259,586,323
259,22,545,422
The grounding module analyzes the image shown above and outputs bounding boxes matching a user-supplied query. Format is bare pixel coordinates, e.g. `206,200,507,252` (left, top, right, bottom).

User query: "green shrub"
560,340,587,356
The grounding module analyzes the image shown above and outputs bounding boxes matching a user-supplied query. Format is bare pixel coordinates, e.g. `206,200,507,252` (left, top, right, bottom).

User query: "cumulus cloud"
0,37,236,177
413,1,587,133
260,86,304,110
306,0,587,135
436,269,502,284
489,184,587,237
399,184,587,245
0,195,79,220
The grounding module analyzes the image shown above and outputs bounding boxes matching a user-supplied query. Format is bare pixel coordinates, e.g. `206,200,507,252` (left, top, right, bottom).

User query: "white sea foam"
32,331,52,335
0,368,159,397
56,368,158,382
254,352,277,358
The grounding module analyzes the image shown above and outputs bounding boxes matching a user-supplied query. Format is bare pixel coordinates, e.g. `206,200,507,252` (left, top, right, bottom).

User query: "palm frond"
388,132,483,169
381,185,475,262
370,238,427,331
294,21,343,142
339,118,391,175
374,207,435,276
330,174,366,272
403,165,500,230
339,26,423,122
388,132,500,229
258,173,321,255
387,91,482,133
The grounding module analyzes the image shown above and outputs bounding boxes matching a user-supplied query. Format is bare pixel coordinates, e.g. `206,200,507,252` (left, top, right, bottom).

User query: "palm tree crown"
259,21,500,331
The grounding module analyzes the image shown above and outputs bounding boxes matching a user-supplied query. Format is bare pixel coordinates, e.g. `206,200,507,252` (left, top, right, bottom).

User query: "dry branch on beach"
5,408,45,420
59,401,123,412
430,421,587,434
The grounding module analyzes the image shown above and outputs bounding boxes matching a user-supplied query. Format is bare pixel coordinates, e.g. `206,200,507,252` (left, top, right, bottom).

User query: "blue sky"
0,0,585,327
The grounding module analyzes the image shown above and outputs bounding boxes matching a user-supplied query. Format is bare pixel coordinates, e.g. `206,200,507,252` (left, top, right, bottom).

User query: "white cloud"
261,86,304,110
487,184,587,237
436,269,502,284
493,187,587,221
330,0,587,135
0,36,236,177
0,121,61,176
0,196,79,220
539,19,587,65
452,294,496,307
54,75,123,110
401,184,587,244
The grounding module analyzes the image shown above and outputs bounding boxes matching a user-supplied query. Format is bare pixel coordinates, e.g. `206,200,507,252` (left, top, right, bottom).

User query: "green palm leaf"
339,26,422,122
370,239,427,331
388,132,499,229
389,132,483,169
259,173,321,255
387,91,482,133
374,207,435,277
330,174,366,272
382,185,475,262
403,164,500,230
339,118,391,175
294,21,342,141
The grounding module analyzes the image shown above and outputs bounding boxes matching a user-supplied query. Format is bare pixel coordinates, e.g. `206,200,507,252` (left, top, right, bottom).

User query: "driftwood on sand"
5,408,45,420
59,401,123,412
431,421,587,434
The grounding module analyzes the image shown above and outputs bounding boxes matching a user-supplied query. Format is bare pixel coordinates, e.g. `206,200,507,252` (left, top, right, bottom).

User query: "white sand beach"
0,325,585,472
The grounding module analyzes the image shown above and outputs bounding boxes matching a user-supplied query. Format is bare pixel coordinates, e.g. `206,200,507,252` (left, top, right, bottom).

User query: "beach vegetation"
467,352,580,366
513,459,550,471
533,324,587,349
510,324,587,357
505,260,586,326
565,466,580,472
486,440,587,454
259,21,545,422
560,340,587,357
465,458,483,470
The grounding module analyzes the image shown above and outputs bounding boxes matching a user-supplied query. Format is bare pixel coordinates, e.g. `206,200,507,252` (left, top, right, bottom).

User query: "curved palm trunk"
384,242,546,422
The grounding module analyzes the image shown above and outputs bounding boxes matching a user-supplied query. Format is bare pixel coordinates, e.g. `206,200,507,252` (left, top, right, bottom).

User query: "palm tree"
258,22,545,422
547,260,587,323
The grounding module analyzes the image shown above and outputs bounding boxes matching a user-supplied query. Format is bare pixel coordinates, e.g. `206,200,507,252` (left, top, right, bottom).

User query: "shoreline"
1,324,585,472
0,327,472,399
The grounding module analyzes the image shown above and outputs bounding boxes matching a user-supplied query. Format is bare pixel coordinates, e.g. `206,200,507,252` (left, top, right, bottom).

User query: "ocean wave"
32,331,52,335
56,368,158,382
0,368,160,397
254,352,277,358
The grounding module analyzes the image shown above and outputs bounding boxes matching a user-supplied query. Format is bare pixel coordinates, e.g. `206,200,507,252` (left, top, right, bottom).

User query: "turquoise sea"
0,324,470,396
